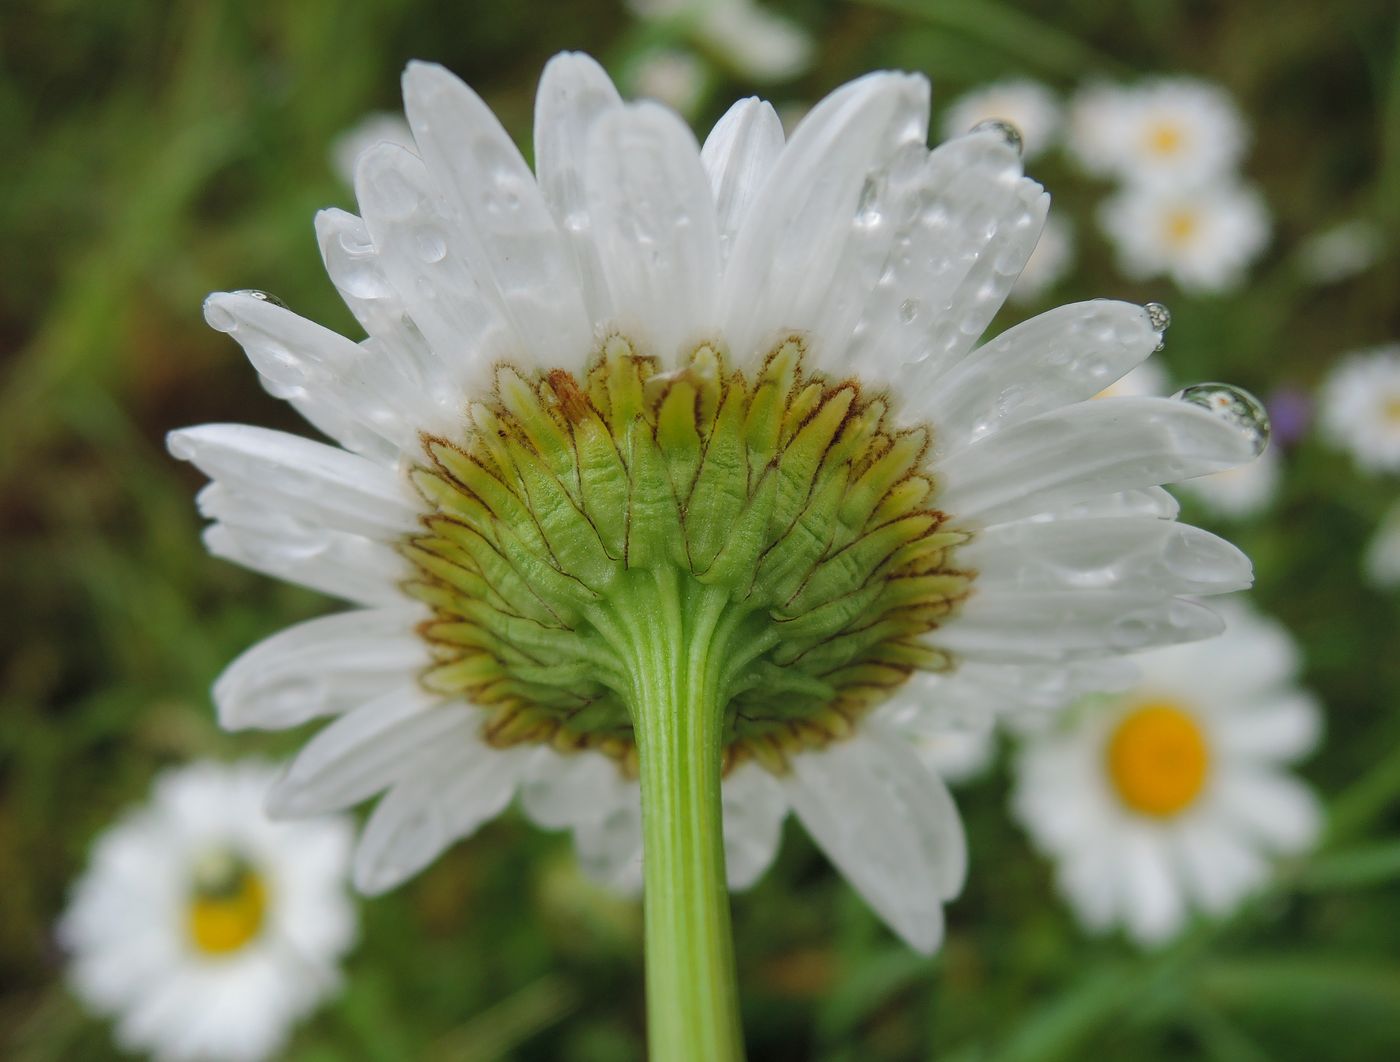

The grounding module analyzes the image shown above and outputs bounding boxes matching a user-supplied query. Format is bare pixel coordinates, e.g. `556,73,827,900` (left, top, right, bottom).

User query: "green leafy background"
2,1,1399,1058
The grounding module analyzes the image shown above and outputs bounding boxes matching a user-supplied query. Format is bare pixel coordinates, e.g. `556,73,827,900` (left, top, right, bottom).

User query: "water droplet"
898,298,920,323
1172,383,1271,457
234,289,289,309
1144,302,1171,349
970,118,1023,156
855,176,883,229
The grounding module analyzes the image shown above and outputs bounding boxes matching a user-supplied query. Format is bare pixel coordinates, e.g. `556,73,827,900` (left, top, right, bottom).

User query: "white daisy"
1365,499,1400,588
1319,345,1400,473
1009,213,1074,304
1067,78,1247,187
1177,445,1281,519
630,0,813,82
940,79,1061,160
629,48,708,118
1012,599,1323,946
170,55,1266,959
329,112,415,189
1298,219,1383,285
59,761,356,1062
1100,179,1270,294
911,725,996,785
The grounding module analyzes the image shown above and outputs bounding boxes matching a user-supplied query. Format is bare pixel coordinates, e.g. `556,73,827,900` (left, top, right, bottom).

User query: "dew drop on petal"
1172,382,1271,457
899,297,921,323
969,118,1023,156
414,227,448,264
234,289,289,309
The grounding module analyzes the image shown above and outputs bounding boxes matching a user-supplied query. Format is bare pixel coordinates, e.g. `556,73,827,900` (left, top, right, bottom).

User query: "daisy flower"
1176,446,1281,520
1009,213,1074,304
1319,345,1400,473
629,0,813,83
1365,499,1400,588
59,761,356,1062
911,725,996,785
1099,179,1270,294
1068,78,1247,188
629,48,708,118
939,79,1061,160
1012,600,1323,946
170,55,1267,1055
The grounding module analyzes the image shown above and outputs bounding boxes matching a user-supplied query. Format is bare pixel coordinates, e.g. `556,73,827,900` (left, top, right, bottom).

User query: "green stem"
612,569,745,1062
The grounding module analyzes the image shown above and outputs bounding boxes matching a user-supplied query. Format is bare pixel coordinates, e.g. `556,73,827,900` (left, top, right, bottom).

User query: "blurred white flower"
630,48,708,117
1095,359,1169,400
630,0,813,82
1068,78,1246,187
912,725,997,785
1099,180,1270,294
1365,500,1400,588
59,761,357,1062
1012,600,1323,946
1177,445,1281,519
1010,214,1074,303
1299,219,1383,284
1319,345,1400,473
329,112,415,188
940,79,1062,159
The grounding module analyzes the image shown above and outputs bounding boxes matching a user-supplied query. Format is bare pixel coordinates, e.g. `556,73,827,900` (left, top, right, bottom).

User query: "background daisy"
939,78,1061,159
1012,600,1323,946
59,761,357,1062
1319,345,1400,473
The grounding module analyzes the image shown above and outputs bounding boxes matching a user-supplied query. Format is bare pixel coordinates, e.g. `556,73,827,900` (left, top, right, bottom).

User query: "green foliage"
2,0,1399,1058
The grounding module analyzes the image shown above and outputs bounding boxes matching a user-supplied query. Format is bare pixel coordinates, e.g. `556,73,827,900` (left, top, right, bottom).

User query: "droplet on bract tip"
234,289,289,309
1172,383,1270,457
1144,301,1171,350
969,118,1023,157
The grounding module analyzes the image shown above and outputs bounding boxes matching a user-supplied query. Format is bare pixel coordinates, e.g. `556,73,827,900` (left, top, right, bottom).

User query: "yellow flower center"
1105,702,1210,817
1146,121,1184,157
186,850,267,956
1164,209,1199,247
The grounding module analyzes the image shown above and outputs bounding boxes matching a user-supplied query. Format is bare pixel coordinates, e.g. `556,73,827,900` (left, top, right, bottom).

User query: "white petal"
353,736,530,894
168,423,420,540
936,396,1262,526
722,763,788,890
197,485,407,607
1213,694,1323,763
1029,486,1180,523
518,748,630,830
1119,829,1187,946
584,101,721,363
533,52,624,327
924,301,1159,453
573,790,645,894
1213,770,1322,854
401,61,592,368
856,131,1048,394
938,592,1224,661
267,687,461,817
200,291,422,458
719,71,930,370
1174,818,1266,915
314,207,460,426
959,517,1252,597
701,97,784,267
214,607,428,731
354,142,519,389
783,722,964,953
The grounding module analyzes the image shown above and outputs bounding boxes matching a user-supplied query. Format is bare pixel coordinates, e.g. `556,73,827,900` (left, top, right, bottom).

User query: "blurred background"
3,0,1399,1058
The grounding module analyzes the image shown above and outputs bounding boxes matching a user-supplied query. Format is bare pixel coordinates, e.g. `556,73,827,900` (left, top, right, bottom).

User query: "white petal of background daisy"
59,761,356,1062
629,0,813,83
1011,599,1323,946
170,53,1269,1054
1068,77,1247,187
1177,445,1281,520
629,48,708,118
1319,345,1400,473
1099,179,1270,294
939,78,1062,160
1009,213,1074,304
1365,499,1400,589
329,111,415,190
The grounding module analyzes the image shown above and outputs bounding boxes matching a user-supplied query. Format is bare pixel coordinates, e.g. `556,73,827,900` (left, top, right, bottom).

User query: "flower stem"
617,569,745,1062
